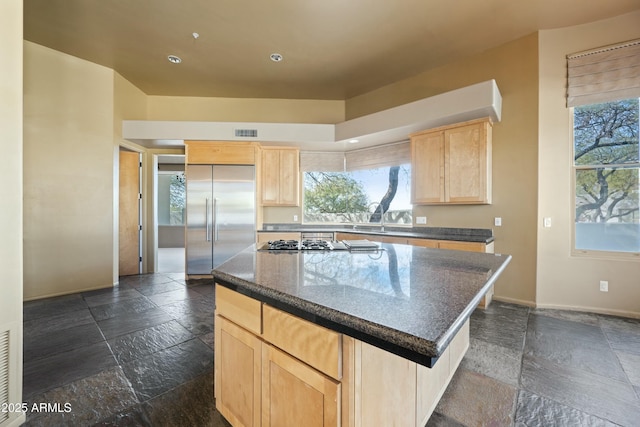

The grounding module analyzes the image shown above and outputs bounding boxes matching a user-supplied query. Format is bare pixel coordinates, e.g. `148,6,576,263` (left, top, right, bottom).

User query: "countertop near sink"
259,223,494,244
213,243,510,367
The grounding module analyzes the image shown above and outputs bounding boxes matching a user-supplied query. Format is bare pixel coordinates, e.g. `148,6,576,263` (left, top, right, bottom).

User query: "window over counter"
567,39,640,255
300,144,412,225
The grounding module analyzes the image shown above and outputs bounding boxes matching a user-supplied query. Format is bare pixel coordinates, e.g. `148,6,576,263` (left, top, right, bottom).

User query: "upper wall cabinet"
185,141,258,165
260,147,300,206
411,118,492,205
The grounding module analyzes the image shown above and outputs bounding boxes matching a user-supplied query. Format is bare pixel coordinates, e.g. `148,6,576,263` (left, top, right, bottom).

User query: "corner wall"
537,11,640,317
23,41,115,299
0,1,24,425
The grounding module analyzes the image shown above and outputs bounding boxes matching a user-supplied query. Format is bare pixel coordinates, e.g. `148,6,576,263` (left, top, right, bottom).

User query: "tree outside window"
573,98,640,252
303,164,412,225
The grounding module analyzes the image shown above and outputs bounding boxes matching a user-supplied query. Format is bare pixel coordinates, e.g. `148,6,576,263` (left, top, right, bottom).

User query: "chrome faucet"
368,202,385,232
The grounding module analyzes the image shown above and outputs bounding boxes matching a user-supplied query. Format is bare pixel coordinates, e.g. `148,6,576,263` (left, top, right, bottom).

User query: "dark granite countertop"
259,224,494,244
212,243,511,367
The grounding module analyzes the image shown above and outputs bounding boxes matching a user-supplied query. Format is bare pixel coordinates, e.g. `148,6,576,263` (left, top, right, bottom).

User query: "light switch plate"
494,217,502,226
543,217,552,228
416,216,427,224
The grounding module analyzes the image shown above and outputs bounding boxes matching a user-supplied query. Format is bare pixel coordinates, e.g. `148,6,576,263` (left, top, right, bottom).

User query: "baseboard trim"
533,303,640,319
492,296,535,307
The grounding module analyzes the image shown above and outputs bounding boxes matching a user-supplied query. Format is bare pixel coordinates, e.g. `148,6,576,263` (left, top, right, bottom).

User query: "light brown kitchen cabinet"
185,141,258,165
262,343,340,427
260,147,300,206
411,118,492,204
215,285,470,427
215,317,262,427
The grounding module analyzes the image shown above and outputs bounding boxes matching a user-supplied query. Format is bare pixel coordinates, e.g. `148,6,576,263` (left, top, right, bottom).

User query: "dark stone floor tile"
108,320,195,364
146,288,204,306
174,311,214,335
434,367,517,426
90,296,157,322
23,308,95,337
520,354,640,426
470,301,529,351
616,350,640,387
188,283,215,297
92,404,151,426
425,411,466,427
83,287,145,308
24,321,105,363
23,367,139,427
97,307,173,339
159,299,215,318
121,338,214,401
23,341,117,399
132,280,186,297
525,314,627,382
515,389,618,427
119,273,177,288
164,273,187,283
23,293,88,321
199,332,215,350
460,337,522,386
142,372,230,427
530,308,601,326
600,315,640,356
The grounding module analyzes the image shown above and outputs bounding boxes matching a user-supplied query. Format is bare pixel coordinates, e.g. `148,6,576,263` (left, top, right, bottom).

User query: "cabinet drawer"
215,284,262,335
263,304,342,380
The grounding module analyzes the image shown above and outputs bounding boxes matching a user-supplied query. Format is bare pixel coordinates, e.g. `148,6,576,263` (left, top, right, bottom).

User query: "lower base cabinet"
262,344,340,427
214,285,469,427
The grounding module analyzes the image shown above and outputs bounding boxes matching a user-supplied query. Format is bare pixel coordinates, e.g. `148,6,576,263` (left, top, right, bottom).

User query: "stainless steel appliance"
186,165,256,274
258,239,351,251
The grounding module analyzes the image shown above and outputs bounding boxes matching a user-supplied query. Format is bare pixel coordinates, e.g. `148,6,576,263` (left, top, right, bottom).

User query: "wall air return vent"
0,329,9,423
234,129,258,138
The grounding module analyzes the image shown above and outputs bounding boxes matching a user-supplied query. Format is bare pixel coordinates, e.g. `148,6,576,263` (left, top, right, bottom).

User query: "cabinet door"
261,149,281,205
411,131,445,203
437,240,487,252
215,316,262,427
445,121,489,203
278,149,300,206
262,344,340,427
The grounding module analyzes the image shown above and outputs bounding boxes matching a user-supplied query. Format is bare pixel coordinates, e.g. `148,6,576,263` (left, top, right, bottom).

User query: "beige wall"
1,1,25,424
537,11,640,317
148,95,345,123
23,41,115,300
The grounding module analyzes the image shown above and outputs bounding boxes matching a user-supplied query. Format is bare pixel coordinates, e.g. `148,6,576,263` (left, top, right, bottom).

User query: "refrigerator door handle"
205,197,211,242
213,198,219,241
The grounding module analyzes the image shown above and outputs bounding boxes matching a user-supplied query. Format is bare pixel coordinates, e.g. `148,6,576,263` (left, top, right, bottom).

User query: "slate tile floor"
22,273,640,426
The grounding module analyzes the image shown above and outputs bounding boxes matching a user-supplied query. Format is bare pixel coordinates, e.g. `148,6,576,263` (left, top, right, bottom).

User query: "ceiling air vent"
235,129,258,138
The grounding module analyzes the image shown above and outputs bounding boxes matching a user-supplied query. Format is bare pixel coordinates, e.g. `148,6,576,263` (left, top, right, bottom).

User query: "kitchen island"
212,243,511,426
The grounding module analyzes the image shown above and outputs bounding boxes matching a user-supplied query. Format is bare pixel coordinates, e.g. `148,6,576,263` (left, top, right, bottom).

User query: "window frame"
570,101,640,260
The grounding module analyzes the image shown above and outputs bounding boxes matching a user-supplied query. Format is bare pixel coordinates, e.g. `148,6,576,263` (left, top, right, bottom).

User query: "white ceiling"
24,0,640,100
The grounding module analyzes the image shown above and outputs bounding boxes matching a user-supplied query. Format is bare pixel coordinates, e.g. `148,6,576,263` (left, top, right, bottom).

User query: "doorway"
156,155,186,273
119,148,142,276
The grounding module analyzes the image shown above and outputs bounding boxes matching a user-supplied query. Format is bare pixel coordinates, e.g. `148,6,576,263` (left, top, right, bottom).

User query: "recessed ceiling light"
168,55,182,64
349,139,359,144
270,53,283,62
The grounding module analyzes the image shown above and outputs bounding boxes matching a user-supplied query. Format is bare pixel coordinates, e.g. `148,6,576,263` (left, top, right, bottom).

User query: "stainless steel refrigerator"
186,165,256,275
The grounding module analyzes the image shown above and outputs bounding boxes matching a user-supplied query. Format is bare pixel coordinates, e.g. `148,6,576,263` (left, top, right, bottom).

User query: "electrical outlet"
293,214,298,222
543,217,552,228
494,217,502,226
599,280,608,292
416,216,427,225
